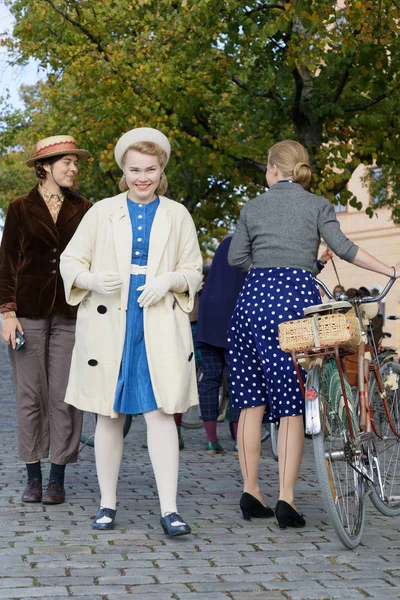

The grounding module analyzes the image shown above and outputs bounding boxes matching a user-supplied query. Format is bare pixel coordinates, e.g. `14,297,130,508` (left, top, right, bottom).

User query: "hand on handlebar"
394,262,400,279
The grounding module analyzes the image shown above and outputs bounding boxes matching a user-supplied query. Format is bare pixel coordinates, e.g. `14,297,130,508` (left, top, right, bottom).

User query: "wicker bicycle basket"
278,313,361,353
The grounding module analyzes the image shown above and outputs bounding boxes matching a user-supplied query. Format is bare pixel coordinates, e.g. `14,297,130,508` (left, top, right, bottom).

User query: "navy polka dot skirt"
228,268,321,423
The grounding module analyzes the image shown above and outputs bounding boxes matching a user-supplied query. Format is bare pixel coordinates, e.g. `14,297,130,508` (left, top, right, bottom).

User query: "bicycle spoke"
313,358,365,548
369,361,400,515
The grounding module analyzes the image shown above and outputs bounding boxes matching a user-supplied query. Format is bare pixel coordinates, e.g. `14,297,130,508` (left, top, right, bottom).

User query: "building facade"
318,164,400,351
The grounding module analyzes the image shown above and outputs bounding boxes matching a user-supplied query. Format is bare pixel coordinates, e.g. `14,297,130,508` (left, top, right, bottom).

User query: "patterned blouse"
38,185,64,223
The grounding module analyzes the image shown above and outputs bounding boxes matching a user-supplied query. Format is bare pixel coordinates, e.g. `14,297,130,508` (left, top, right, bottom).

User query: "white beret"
114,127,171,169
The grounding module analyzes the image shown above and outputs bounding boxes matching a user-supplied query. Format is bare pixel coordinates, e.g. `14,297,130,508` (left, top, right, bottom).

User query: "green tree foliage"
1,0,400,243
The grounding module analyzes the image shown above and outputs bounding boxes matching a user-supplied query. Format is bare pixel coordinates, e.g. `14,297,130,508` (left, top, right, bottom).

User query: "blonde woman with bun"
228,140,400,529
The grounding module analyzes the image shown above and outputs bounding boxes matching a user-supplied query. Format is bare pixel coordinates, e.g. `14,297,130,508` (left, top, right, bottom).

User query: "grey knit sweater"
228,181,358,272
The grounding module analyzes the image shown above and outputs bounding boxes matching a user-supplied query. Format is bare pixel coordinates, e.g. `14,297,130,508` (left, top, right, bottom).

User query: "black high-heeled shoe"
240,492,274,521
275,500,306,529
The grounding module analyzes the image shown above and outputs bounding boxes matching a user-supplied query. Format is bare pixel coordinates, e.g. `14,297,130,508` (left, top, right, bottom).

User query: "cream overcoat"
60,193,202,417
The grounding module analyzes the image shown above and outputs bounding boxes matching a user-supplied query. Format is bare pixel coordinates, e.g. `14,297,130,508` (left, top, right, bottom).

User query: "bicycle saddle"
303,300,353,316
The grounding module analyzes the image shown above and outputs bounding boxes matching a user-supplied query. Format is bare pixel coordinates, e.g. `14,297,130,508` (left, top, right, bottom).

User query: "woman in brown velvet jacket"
0,135,92,505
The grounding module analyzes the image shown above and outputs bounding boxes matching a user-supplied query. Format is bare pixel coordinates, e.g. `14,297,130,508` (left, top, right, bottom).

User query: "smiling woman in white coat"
60,127,202,535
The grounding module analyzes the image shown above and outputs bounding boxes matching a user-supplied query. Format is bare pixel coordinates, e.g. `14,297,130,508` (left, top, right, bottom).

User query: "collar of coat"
22,184,85,231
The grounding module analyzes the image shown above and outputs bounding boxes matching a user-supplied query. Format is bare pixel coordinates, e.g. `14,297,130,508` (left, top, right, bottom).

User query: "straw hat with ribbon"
25,135,89,168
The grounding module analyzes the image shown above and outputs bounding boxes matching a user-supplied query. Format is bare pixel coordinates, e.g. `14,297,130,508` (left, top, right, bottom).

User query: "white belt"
130,264,147,275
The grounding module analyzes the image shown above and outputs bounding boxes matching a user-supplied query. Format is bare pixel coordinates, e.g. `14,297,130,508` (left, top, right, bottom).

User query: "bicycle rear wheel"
270,424,278,461
181,366,203,429
182,368,229,430
313,358,365,549
181,405,203,429
369,360,400,516
80,413,133,447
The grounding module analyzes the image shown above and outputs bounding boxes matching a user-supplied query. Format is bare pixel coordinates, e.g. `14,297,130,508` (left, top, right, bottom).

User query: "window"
334,192,347,213
370,167,387,206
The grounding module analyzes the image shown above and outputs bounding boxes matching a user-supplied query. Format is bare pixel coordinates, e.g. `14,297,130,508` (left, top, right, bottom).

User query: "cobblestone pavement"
0,342,399,600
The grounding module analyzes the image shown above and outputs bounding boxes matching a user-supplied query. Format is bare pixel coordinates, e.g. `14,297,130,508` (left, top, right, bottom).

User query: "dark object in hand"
14,329,26,351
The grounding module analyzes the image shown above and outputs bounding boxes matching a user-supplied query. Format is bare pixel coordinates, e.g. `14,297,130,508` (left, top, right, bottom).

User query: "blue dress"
113,197,160,415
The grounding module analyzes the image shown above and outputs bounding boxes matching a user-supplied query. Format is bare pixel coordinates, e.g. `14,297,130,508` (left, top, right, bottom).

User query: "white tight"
94,409,179,515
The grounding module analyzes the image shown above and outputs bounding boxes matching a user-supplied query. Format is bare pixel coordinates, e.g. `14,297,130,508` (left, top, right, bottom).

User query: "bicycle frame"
300,277,399,441
294,345,357,437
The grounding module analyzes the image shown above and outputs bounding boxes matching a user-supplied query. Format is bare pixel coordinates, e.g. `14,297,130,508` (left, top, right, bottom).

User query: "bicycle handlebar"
315,276,397,305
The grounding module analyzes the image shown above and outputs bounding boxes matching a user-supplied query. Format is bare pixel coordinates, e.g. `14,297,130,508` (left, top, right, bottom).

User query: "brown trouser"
8,312,82,464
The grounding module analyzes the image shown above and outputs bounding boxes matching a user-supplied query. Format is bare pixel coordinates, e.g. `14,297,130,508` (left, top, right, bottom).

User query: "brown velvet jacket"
0,185,92,319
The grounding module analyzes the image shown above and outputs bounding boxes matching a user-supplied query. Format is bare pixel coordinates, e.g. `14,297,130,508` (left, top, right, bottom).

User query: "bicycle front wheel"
80,411,97,448
369,360,400,516
269,423,278,461
181,405,203,429
313,358,365,549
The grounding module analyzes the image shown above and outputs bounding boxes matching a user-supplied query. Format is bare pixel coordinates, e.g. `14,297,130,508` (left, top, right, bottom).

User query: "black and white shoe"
160,512,191,537
92,507,117,530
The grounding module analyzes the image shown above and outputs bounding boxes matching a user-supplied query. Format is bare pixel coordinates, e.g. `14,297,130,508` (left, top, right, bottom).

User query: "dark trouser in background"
198,343,240,444
8,312,82,465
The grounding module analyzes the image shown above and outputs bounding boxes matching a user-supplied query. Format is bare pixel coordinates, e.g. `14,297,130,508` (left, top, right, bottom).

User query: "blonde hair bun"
293,161,312,187
268,140,312,188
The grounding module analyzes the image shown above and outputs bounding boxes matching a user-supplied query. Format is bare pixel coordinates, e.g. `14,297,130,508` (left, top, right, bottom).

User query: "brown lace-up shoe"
21,478,42,503
42,480,65,505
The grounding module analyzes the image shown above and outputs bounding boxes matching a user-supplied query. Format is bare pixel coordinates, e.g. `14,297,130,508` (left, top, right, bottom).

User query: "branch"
43,0,142,96
236,157,266,173
331,174,352,197
231,74,282,101
291,66,303,119
331,59,354,103
43,0,104,54
344,94,387,112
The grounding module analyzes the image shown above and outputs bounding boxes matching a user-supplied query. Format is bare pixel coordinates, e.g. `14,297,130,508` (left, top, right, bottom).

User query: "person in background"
61,127,202,535
333,284,345,298
196,236,247,454
0,135,91,504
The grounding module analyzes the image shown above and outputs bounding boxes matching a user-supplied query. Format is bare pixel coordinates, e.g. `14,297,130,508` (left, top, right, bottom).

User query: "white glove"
137,272,187,308
75,271,123,295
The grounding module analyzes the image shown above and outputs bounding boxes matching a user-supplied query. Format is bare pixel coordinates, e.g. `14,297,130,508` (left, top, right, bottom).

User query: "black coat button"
88,359,98,366
50,259,56,263
50,270,56,275
52,248,57,252
97,305,107,314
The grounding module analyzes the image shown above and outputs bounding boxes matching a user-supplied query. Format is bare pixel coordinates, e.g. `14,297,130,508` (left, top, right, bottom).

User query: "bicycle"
80,413,133,449
261,423,278,461
281,277,400,549
181,367,230,430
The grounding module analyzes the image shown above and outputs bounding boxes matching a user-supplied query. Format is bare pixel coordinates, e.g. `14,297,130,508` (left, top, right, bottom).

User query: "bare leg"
94,414,125,510
238,405,267,504
277,415,304,508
